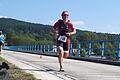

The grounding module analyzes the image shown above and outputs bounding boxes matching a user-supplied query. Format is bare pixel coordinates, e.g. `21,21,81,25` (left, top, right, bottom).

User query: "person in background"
53,11,76,71
0,31,5,54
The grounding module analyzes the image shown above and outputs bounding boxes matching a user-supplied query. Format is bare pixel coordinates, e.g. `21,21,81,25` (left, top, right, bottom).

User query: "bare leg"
58,46,64,71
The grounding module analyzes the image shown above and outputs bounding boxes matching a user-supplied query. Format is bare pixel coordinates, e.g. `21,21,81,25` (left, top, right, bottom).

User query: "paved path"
1,50,120,80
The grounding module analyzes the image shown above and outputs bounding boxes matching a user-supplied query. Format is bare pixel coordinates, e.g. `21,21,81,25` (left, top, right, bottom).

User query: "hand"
66,32,71,36
56,33,59,36
55,33,59,39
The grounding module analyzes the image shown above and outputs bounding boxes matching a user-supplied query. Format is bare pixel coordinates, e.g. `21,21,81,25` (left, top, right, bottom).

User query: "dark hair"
61,11,69,16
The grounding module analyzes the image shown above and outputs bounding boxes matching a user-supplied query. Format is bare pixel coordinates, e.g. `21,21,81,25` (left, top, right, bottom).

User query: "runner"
0,31,5,54
53,11,76,71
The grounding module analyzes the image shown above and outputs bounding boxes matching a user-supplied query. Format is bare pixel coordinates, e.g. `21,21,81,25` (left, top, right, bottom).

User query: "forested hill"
0,18,120,46
0,18,54,45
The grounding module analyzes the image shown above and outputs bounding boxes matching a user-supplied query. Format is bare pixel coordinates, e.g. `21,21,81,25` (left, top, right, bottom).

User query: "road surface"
1,50,120,80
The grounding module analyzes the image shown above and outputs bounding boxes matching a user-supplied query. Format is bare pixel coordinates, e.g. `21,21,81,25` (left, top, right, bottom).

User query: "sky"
0,0,120,34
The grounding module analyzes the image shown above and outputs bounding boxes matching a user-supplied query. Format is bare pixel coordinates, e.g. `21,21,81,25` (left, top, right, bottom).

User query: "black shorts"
0,42,2,45
58,41,68,51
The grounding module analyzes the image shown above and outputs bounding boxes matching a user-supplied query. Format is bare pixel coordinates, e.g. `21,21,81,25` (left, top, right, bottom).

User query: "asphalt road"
1,50,120,80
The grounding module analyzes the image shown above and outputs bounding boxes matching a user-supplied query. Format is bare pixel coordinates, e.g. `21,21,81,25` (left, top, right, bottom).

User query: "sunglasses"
63,14,69,16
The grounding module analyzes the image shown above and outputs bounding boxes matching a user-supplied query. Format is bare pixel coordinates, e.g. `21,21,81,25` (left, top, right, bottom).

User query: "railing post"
24,45,26,51
52,45,54,52
101,40,104,60
25,45,28,51
40,45,42,52
27,45,29,51
32,45,33,51
32,45,34,51
88,41,92,56
30,45,31,51
23,46,25,51
48,45,50,52
38,44,40,51
118,40,120,61
78,43,81,57
34,45,36,51
36,44,39,51
29,45,31,51
43,45,45,53
70,43,73,56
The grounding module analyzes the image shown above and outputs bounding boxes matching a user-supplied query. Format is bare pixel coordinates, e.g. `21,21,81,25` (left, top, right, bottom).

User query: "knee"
58,46,63,52
63,53,69,58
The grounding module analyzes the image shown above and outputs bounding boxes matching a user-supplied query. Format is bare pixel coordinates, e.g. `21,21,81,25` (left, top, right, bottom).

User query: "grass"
0,57,41,80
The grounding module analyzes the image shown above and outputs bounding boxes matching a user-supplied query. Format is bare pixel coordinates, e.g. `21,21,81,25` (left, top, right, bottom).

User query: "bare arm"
70,28,76,35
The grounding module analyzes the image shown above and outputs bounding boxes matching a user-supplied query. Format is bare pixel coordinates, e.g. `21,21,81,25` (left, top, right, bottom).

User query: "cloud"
72,20,86,29
0,16,8,18
102,23,120,34
49,20,55,25
49,20,54,23
72,20,85,26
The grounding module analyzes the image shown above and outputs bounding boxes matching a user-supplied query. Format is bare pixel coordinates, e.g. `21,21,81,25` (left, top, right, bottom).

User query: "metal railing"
4,40,120,62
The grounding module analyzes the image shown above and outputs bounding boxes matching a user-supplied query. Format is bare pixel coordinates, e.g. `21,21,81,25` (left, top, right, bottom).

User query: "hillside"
0,18,54,45
0,18,120,46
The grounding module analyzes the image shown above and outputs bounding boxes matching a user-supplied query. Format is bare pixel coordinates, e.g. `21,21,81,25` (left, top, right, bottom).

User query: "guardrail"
3,40,120,62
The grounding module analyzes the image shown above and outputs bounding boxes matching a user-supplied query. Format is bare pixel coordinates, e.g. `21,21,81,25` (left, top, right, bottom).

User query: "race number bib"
58,35,67,42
